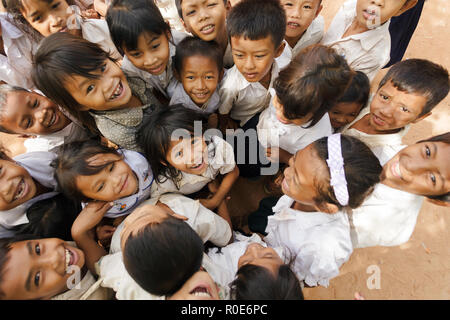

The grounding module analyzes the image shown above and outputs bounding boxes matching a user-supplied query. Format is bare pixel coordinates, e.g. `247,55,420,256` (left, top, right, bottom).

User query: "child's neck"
291,201,316,212
120,94,142,109
285,31,305,50
259,66,273,90
351,114,401,135
342,17,370,38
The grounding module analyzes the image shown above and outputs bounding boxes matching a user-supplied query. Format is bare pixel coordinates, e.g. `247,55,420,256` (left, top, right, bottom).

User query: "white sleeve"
209,136,236,175
218,72,238,115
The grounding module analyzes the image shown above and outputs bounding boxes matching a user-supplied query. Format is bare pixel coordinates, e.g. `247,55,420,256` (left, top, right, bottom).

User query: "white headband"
326,134,349,207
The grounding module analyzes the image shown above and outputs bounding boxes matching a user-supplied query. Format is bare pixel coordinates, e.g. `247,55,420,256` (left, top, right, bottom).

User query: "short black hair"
337,71,370,106
136,104,207,186
123,215,204,295
106,0,171,55
15,194,81,241
175,0,228,20
378,59,449,116
230,264,304,300
172,36,223,75
226,0,286,49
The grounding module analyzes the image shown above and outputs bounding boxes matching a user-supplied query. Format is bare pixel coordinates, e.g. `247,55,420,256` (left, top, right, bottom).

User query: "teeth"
202,25,214,32
13,180,24,201
288,22,300,27
193,291,211,297
111,82,122,100
65,249,70,272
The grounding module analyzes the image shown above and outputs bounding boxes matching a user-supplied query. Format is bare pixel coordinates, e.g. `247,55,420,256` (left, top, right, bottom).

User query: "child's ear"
315,202,339,214
275,41,286,58
394,0,418,17
226,0,232,12
412,111,431,124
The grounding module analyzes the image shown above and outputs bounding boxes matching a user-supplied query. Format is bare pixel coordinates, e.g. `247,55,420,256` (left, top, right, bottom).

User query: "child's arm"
93,0,109,17
266,147,293,164
216,200,234,244
200,166,239,210
71,201,113,275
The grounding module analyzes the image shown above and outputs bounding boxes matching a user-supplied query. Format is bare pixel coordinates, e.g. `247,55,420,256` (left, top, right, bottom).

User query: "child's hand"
218,114,239,134
72,201,113,240
266,147,292,164
199,197,221,211
81,8,100,19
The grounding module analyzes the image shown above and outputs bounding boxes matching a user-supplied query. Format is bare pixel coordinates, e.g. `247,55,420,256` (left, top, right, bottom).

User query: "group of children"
0,0,448,300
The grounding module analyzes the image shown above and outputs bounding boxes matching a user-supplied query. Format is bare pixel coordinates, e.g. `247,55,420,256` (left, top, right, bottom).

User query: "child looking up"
138,104,239,210
0,84,91,153
218,0,287,130
175,0,232,68
276,0,324,67
328,70,370,132
321,0,418,80
0,149,58,238
342,59,449,152
54,139,153,219
249,134,382,286
6,0,121,59
32,33,162,152
106,0,187,100
168,36,224,114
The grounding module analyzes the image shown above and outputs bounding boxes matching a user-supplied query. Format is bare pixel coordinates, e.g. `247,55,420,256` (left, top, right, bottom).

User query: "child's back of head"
274,44,354,127
378,58,449,116
226,0,286,49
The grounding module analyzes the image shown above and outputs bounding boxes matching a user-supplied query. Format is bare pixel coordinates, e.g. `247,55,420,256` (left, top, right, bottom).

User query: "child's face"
369,80,428,132
0,90,71,135
355,0,411,28
179,55,222,107
237,243,284,276
181,0,227,42
281,143,329,206
329,101,364,130
64,59,132,111
231,35,284,83
272,93,312,126
382,141,450,197
20,0,75,37
168,270,220,300
166,135,209,175
0,159,37,210
281,0,322,42
123,31,171,76
0,238,85,300
75,153,139,202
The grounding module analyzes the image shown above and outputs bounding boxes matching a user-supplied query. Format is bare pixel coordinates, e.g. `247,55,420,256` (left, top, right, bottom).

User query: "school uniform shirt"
276,15,325,67
257,94,333,155
82,149,153,219
90,73,162,152
0,13,37,89
341,104,410,151
264,195,353,287
121,30,188,98
99,193,232,299
218,62,281,127
166,79,221,114
204,232,285,289
0,152,58,235
150,135,236,198
321,0,391,81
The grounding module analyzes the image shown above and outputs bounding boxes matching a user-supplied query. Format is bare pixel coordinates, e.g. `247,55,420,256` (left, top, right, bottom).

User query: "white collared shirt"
276,15,325,67
167,79,221,114
121,30,188,98
150,135,236,198
218,62,281,126
321,0,391,81
341,103,410,151
264,195,353,287
257,96,333,155
0,13,38,89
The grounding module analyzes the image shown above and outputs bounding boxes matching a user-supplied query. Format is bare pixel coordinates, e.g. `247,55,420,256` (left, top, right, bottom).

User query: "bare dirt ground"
230,0,450,300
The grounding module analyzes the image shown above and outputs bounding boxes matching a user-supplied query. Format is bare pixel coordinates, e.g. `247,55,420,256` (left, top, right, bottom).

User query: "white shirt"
218,62,281,126
82,150,153,219
321,0,391,81
150,135,236,198
264,195,353,287
276,15,324,67
100,193,232,300
257,96,333,155
121,30,187,98
0,152,58,234
167,79,221,114
0,13,37,89
342,104,410,151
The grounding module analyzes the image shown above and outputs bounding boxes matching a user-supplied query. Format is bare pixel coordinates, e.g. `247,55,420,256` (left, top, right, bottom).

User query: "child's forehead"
230,35,276,51
378,80,428,108
182,54,219,70
181,0,224,8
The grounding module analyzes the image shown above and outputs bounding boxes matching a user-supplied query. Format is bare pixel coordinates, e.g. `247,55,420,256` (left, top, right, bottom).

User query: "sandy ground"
229,0,450,300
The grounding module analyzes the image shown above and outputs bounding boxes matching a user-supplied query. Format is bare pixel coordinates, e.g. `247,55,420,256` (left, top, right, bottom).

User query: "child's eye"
255,54,266,59
233,53,244,58
86,85,95,94
25,118,32,129
401,106,409,112
35,244,41,255
304,5,312,9
430,173,436,185
32,99,39,109
109,162,115,172
51,2,60,9
176,151,183,158
100,64,107,72
284,2,293,7
186,10,195,16
34,272,41,287
205,75,214,80
186,76,195,80
380,93,389,101
207,3,217,8
32,16,42,23
151,43,161,50
130,52,142,58
97,182,105,192
425,145,431,157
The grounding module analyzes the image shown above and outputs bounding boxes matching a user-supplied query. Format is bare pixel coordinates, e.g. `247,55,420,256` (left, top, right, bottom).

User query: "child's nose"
244,57,255,70
50,14,62,27
143,53,158,67
370,0,385,7
195,77,207,90
198,7,209,21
